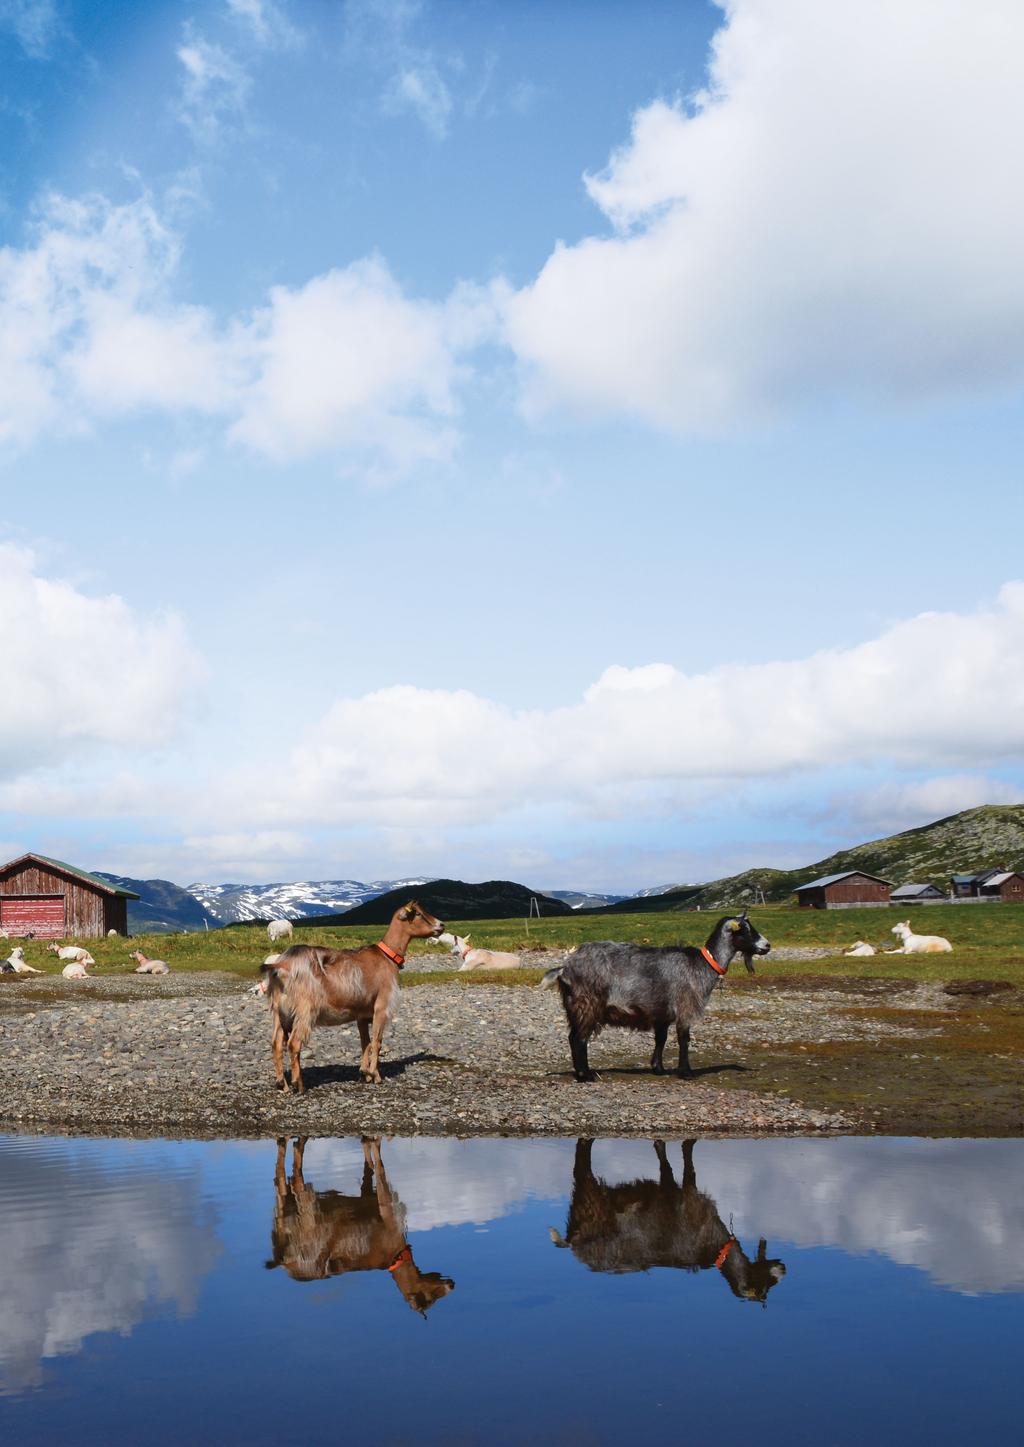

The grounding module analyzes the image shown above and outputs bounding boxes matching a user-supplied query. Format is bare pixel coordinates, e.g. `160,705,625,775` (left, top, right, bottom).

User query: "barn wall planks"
0,861,109,937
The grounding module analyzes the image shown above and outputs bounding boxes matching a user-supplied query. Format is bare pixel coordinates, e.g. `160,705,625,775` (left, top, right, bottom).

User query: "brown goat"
261,900,443,1091
265,1137,455,1316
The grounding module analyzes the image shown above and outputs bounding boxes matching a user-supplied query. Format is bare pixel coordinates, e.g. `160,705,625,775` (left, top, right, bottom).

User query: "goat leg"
569,1026,599,1083
676,1024,693,1078
271,1013,289,1091
650,1022,668,1074
357,1018,372,1080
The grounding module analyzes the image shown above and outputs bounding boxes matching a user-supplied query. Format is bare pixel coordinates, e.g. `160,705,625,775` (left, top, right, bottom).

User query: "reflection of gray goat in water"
542,913,770,1081
265,1138,455,1316
551,1139,786,1304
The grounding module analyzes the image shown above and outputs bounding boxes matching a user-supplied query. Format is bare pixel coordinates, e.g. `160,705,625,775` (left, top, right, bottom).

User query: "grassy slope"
599,803,1024,911
6,900,1022,985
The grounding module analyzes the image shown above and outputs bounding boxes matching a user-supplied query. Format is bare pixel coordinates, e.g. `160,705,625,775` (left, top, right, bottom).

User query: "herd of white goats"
0,917,519,980
1,914,954,981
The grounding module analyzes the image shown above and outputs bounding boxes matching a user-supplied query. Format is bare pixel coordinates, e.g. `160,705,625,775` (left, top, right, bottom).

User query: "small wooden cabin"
794,870,893,909
890,882,946,905
951,868,1024,901
978,871,1024,902
0,853,138,938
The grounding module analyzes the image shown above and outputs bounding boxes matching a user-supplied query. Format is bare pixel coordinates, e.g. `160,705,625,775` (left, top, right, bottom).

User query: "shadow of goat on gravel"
542,912,770,1082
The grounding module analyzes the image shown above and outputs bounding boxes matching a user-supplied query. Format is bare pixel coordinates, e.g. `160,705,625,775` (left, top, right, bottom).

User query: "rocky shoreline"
1,959,1019,1139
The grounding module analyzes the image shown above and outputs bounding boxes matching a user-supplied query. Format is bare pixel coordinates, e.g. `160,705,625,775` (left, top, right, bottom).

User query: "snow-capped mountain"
187,878,432,924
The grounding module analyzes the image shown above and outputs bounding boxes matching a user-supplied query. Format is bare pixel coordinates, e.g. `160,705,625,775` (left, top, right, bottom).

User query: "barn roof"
0,853,140,899
981,871,1014,887
891,882,944,897
795,870,893,891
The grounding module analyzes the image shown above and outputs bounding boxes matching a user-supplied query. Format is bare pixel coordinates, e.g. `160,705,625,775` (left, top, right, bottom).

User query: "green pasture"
5,901,1022,984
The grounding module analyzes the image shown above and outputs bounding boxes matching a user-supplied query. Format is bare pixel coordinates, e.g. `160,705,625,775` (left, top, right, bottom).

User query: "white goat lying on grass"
2,946,42,974
886,920,953,954
451,934,523,971
844,941,876,957
48,944,95,964
129,949,169,975
62,959,92,979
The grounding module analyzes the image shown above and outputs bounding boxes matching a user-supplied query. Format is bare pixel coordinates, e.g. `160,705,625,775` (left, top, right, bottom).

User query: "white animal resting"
47,944,95,964
887,920,953,954
129,949,169,975
267,919,293,943
2,946,42,974
451,934,523,971
844,941,876,957
62,959,92,979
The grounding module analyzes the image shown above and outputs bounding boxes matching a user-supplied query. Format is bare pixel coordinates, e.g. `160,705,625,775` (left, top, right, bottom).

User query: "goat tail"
539,965,565,990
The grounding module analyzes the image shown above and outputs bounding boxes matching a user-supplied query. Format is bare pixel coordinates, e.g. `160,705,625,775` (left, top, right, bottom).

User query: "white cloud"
842,775,1024,835
176,29,252,142
226,0,303,51
0,0,61,58
226,583,1024,827
0,544,202,778
0,191,494,473
382,63,453,138
230,259,467,469
505,0,1024,428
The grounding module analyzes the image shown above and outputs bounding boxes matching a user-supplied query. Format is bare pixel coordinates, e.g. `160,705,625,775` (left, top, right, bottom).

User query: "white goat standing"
3,946,42,974
844,941,876,957
267,919,293,943
452,934,523,971
886,920,953,954
129,949,169,975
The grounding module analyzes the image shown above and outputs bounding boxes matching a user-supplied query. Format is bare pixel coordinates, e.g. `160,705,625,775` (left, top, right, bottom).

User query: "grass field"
6,902,1023,984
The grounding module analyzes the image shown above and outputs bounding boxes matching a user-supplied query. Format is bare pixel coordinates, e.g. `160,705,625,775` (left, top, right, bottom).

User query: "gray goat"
542,912,770,1082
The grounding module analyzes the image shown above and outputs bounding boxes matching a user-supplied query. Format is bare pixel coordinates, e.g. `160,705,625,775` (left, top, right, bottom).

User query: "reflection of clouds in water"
302,1137,1024,1296
0,1139,221,1392
661,1137,1024,1298
300,1137,574,1232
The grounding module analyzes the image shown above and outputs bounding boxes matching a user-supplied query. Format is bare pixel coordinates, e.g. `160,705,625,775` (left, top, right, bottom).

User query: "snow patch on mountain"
186,878,432,924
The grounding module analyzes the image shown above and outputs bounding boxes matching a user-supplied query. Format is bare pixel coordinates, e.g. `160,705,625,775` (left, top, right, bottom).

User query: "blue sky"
1,0,1023,891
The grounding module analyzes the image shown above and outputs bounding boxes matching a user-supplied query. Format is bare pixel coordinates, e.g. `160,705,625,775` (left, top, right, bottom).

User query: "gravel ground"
0,957,890,1138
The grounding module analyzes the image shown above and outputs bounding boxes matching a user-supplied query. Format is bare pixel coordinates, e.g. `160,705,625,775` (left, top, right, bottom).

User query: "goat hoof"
651,1063,666,1075
275,1079,289,1092
574,1071,600,1084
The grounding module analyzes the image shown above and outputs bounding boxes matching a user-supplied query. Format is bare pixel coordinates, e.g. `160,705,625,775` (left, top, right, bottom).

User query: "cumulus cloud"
0,191,494,472
231,259,467,470
229,584,1024,827
0,544,202,778
505,0,1024,427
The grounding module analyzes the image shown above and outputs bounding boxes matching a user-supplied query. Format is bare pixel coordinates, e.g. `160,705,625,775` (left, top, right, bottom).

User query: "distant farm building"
890,882,947,905
0,854,139,938
951,868,1024,902
794,871,893,909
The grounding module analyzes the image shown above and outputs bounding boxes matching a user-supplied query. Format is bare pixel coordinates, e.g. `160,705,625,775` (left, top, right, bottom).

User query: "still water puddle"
1,1133,1021,1444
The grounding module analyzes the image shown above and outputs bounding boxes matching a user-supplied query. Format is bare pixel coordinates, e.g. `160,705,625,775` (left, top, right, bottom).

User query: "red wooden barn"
793,870,893,909
0,853,138,939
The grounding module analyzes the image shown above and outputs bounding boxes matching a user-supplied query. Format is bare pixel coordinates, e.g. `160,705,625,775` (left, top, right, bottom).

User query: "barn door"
0,896,66,938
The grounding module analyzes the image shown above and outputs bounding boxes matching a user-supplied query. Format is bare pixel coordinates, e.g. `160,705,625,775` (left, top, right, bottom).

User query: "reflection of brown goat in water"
265,1138,455,1316
550,1139,786,1304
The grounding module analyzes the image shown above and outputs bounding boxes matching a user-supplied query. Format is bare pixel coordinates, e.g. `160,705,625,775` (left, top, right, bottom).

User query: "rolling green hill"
589,804,1024,914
